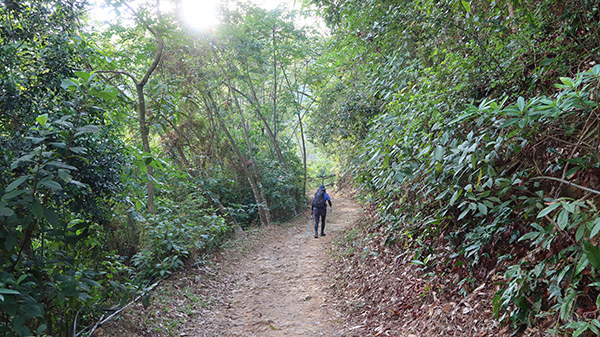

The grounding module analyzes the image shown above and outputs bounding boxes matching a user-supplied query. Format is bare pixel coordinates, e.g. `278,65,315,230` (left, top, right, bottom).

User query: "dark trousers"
314,207,327,233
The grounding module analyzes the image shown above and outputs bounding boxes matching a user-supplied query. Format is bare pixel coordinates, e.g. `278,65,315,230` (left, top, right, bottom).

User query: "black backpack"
312,189,326,208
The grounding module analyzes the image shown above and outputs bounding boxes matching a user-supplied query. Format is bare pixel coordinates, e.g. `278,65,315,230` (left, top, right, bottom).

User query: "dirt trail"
103,193,360,337
220,192,360,336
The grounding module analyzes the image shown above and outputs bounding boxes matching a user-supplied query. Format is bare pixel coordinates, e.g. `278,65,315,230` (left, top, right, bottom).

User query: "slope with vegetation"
311,0,600,335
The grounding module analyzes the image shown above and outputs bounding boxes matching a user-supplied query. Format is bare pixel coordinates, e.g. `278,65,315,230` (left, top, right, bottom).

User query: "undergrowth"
356,68,600,335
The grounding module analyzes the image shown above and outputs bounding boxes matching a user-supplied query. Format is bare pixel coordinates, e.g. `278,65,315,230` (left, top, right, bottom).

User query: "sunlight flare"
181,0,219,30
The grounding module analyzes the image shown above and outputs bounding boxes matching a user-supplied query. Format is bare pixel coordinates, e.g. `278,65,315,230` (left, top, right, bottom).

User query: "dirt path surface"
102,192,361,337
220,192,360,336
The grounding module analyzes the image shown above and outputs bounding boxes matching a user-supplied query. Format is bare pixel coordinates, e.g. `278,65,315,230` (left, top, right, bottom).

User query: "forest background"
2,0,600,336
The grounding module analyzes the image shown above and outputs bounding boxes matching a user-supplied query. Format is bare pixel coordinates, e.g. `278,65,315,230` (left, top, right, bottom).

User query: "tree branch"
532,176,600,195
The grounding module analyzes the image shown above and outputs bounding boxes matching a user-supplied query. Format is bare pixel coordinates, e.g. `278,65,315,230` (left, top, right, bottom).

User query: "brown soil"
101,191,361,337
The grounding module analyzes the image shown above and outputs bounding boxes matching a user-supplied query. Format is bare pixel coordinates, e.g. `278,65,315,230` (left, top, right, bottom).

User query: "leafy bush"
132,195,232,279
0,70,140,336
356,67,600,334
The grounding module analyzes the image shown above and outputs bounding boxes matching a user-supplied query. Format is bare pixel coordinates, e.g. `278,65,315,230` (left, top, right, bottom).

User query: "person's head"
319,184,325,191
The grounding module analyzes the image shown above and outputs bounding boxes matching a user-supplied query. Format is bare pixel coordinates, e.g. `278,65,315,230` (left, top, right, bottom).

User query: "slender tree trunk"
232,83,288,170
205,91,270,226
280,66,308,197
272,26,277,140
212,54,272,224
121,2,164,214
174,142,190,169
219,119,269,227
229,89,272,225
136,85,156,214
220,59,287,171
298,110,307,197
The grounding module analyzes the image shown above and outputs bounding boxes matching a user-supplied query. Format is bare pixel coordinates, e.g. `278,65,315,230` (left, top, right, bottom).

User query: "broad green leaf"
69,146,87,154
36,114,48,126
31,199,44,219
537,202,560,218
4,235,16,252
25,136,45,144
563,201,576,213
0,288,20,295
74,71,91,82
575,254,589,276
60,78,78,90
0,207,14,217
461,0,471,13
565,166,580,178
19,301,43,319
2,189,30,200
44,208,59,227
559,77,574,87
519,232,539,242
517,97,525,112
584,241,600,270
13,315,33,337
6,176,28,192
16,275,26,285
47,161,77,171
74,125,100,136
37,324,47,335
38,180,62,191
434,145,444,161
589,218,600,238
477,203,488,215
458,208,470,220
540,58,555,66
58,169,72,183
449,189,461,206
50,142,67,149
556,209,569,230
573,324,589,337
576,223,586,241
91,86,118,100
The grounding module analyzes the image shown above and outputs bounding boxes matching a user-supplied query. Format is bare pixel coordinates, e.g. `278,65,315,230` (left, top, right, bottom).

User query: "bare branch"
95,70,139,86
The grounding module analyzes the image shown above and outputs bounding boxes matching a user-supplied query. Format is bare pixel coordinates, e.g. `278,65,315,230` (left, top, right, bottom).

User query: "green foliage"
0,0,87,132
132,191,233,279
357,68,600,331
312,0,600,332
0,67,138,335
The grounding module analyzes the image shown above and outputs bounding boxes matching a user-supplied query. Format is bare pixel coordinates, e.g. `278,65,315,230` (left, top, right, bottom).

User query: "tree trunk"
136,84,156,214
280,66,308,197
243,75,288,171
205,91,270,226
230,90,272,225
272,26,277,140
215,57,288,171
122,2,164,214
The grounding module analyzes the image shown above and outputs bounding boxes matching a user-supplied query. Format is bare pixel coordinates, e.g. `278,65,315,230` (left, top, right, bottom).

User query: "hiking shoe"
321,232,326,236
314,233,318,238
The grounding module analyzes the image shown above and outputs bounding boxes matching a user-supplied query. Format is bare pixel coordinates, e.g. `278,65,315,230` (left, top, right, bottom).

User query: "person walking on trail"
312,185,332,238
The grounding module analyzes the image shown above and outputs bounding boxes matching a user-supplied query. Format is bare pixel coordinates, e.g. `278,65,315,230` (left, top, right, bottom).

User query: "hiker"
312,185,332,238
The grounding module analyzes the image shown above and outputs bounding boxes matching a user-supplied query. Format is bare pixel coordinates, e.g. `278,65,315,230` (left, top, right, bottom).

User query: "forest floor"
102,190,362,336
